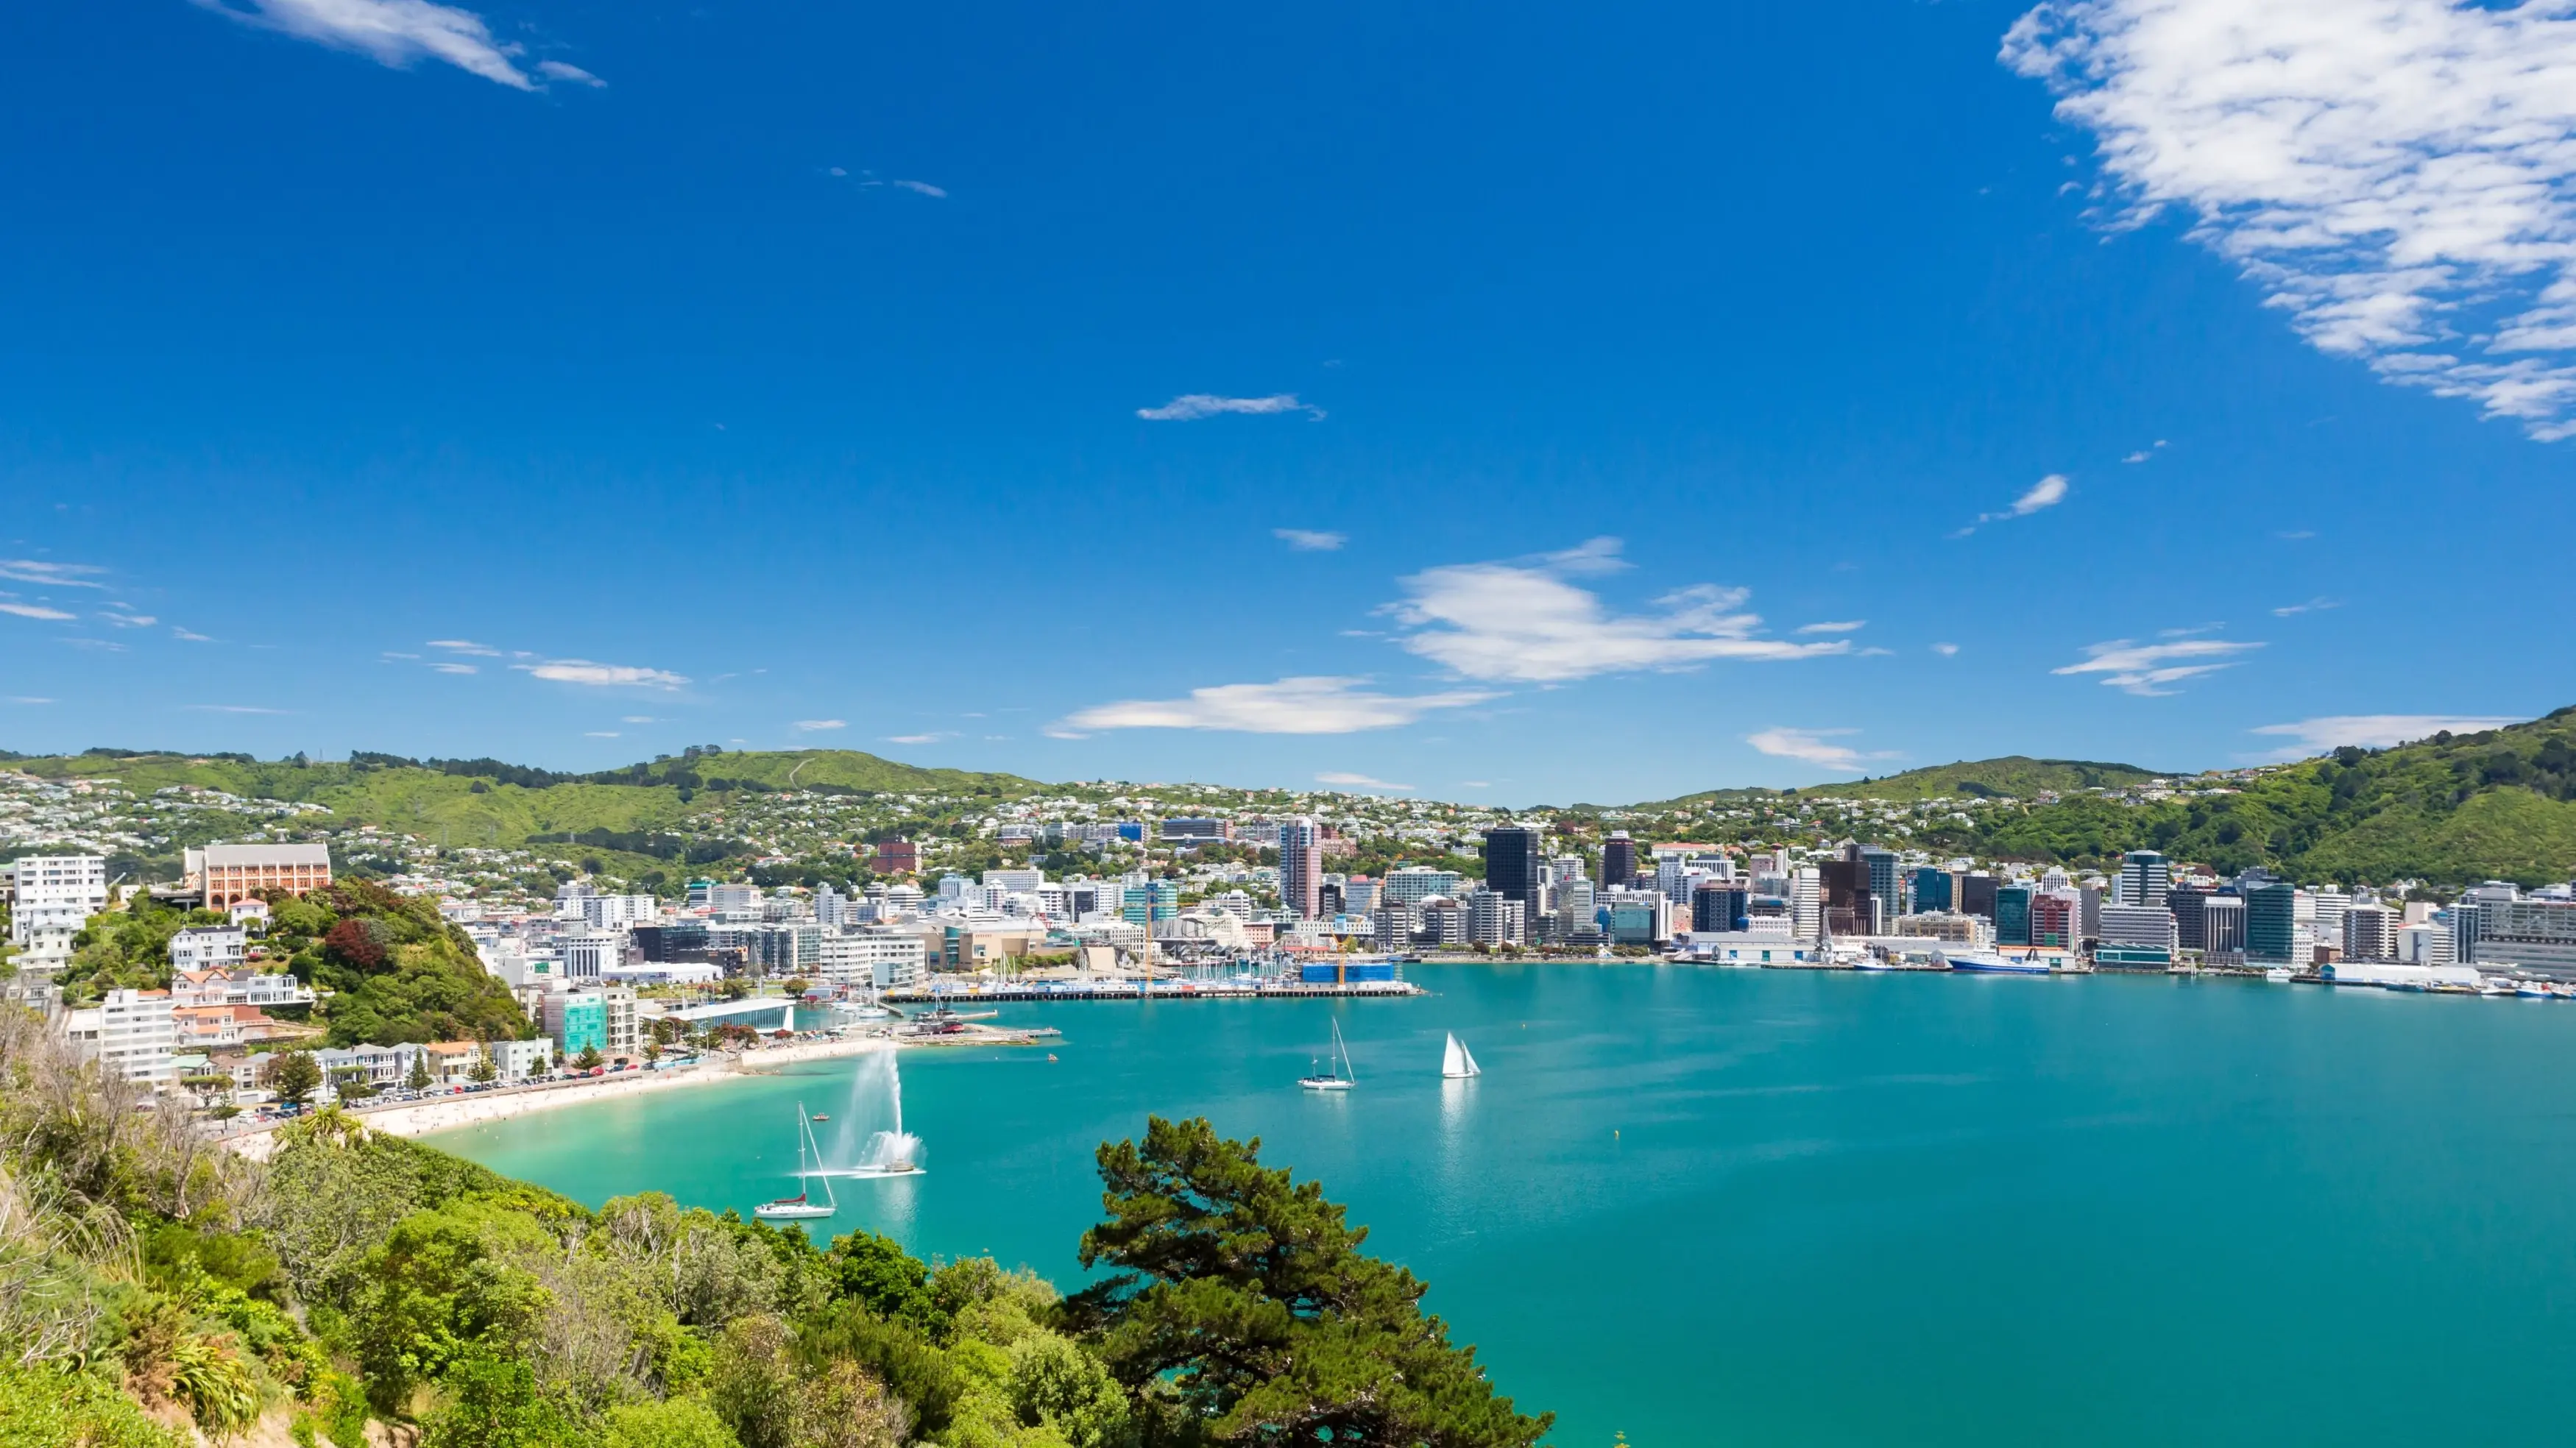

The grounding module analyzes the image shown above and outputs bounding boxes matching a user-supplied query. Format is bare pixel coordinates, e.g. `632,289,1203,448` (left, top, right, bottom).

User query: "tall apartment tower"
2115,851,2171,908
1602,831,1638,890
1278,817,1323,920
1482,826,1547,914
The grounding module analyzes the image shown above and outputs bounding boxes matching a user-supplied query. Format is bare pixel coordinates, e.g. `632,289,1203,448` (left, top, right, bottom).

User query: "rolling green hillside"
1649,755,2170,809
13,747,1038,849
1965,710,2576,884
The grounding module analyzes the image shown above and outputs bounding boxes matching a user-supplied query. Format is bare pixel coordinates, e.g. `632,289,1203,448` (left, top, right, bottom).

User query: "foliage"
601,1395,742,1448
56,896,228,1004
275,881,533,1047
266,1051,322,1108
1653,755,2167,808
1075,1115,1551,1448
0,1362,188,1448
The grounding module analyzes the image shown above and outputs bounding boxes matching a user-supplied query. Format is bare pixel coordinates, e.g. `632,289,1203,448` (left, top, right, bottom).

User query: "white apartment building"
61,988,177,1087
580,893,659,928
169,924,249,973
486,1037,557,1083
1382,867,1462,907
171,968,314,1009
561,927,624,982
818,929,929,988
8,854,110,970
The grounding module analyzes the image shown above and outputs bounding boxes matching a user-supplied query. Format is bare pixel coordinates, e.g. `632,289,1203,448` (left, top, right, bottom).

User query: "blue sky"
2,0,2571,804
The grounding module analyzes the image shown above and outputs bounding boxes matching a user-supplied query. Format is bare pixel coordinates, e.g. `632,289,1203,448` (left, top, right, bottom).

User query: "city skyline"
3,1,2572,801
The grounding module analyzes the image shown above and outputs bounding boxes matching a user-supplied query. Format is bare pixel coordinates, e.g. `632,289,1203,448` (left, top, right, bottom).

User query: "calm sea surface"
428,965,2576,1447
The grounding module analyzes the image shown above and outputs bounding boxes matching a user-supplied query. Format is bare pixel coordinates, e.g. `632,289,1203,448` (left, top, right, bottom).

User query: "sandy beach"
222,1034,897,1161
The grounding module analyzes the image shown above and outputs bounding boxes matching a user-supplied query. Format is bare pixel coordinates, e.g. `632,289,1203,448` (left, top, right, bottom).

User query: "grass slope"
1648,755,2169,808
12,748,1038,848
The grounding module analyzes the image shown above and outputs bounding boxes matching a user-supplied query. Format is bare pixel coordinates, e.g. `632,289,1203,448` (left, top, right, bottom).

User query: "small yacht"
754,1104,837,1221
1440,1032,1481,1079
1301,1019,1358,1091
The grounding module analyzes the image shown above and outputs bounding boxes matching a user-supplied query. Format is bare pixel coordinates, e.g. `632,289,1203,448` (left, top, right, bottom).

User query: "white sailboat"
1440,1032,1480,1079
1300,1018,1358,1091
754,1103,838,1220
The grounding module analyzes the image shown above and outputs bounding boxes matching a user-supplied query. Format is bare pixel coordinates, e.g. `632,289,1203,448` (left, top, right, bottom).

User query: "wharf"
884,980,1424,1004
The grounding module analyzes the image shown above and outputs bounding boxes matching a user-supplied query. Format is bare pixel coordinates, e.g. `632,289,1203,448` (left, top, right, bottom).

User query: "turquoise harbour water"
431,966,2576,1446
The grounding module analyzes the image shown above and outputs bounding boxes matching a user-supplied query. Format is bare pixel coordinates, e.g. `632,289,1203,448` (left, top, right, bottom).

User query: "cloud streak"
516,660,689,689
1050,676,1498,737
1385,538,1845,683
1274,528,1346,552
0,560,107,588
2252,714,2522,757
190,0,590,91
2053,636,2262,695
2006,0,2576,439
1956,474,2070,535
793,720,847,732
1315,771,1416,792
1747,728,1896,773
0,603,75,621
1136,394,1324,422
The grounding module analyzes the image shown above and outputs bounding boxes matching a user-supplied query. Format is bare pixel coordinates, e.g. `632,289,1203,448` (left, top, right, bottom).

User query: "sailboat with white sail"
1440,1032,1480,1079
754,1103,838,1220
1300,1018,1358,1092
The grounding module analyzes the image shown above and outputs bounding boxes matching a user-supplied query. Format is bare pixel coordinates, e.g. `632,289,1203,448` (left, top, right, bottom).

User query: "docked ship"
1942,952,2052,976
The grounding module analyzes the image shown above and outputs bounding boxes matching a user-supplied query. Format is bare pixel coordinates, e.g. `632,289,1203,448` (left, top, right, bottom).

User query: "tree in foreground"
266,1048,322,1108
1073,1115,1552,1447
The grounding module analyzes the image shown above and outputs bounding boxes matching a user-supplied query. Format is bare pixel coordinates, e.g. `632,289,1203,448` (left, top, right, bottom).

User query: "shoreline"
219,1034,899,1161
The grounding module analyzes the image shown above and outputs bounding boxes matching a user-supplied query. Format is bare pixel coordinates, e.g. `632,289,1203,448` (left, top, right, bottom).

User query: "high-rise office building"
1908,867,1953,915
2031,890,2078,948
2115,851,2171,908
1484,826,1546,912
2246,882,2299,962
1860,847,1900,923
1602,831,1638,890
1960,873,1999,920
1278,817,1323,919
1692,884,1751,934
2165,886,2210,951
2343,903,2395,962
2202,894,2248,961
1821,857,1873,937
1995,885,2033,947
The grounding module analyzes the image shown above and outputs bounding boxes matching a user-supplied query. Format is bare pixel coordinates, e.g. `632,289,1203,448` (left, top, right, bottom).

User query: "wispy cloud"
0,560,106,589
190,0,592,92
1956,474,2070,536
1049,675,1498,737
793,720,846,732
621,716,657,724
428,639,501,656
584,731,620,738
891,179,946,197
1931,642,1961,656
172,628,213,642
185,704,289,714
1274,528,1347,552
1747,727,1897,773
1385,538,1844,683
1315,772,1415,792
0,603,75,621
534,59,604,87
515,660,689,689
2251,714,2522,758
2053,636,2262,696
884,732,950,745
2006,0,2576,439
2122,439,2169,464
1795,620,1867,635
10,697,54,705
2272,597,2341,617
430,662,478,674
1136,394,1324,422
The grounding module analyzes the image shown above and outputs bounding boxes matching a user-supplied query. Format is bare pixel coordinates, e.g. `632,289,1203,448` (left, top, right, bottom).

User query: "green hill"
13,746,1038,850
1969,710,2576,885
1648,755,2170,809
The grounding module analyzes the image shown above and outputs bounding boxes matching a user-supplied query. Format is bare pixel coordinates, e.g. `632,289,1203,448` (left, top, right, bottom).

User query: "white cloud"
1315,772,1416,792
1931,642,1961,656
382,651,421,660
2272,596,2342,617
1049,675,1499,737
191,0,572,91
2053,636,2262,695
1385,538,1844,683
2252,714,2522,756
1747,728,1897,773
185,704,289,714
584,731,620,738
99,611,156,628
0,559,106,588
891,180,946,197
1795,620,1867,635
793,720,846,732
534,60,604,87
428,639,501,656
1958,474,2071,535
1274,528,1347,551
430,662,478,674
10,697,54,705
2122,451,2151,464
1136,393,1324,422
516,660,690,689
172,628,213,642
884,733,948,745
622,715,656,724
2006,0,2576,439
0,603,75,620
